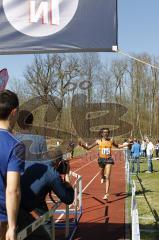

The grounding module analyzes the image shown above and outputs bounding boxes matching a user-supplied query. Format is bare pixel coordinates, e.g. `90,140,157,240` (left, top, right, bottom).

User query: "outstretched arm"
110,137,119,148
79,139,97,150
112,141,119,148
118,142,129,148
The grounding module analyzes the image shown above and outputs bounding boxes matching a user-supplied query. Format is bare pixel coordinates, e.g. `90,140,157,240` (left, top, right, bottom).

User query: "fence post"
51,216,55,240
124,148,131,193
65,204,69,239
79,177,82,211
74,183,78,224
131,180,140,240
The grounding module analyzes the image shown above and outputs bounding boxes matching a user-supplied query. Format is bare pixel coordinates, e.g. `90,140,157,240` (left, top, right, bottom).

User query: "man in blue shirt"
0,90,25,240
131,138,141,174
17,158,74,240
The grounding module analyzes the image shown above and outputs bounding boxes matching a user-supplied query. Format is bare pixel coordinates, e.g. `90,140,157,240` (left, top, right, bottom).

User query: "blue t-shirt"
131,143,141,158
0,129,25,221
20,161,74,211
16,134,47,161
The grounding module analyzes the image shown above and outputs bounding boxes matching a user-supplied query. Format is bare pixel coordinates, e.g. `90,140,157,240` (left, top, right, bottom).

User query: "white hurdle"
17,171,82,240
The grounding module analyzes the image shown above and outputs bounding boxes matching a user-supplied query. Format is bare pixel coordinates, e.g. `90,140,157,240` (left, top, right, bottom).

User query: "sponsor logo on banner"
3,0,79,37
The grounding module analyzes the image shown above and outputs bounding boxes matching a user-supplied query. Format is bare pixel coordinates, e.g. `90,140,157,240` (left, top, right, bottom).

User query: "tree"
24,53,81,138
110,59,127,103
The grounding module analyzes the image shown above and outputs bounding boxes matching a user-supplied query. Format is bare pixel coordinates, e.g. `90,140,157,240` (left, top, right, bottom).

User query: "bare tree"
24,54,58,102
79,53,101,101
97,64,113,102
78,53,102,137
53,54,80,134
149,58,159,136
24,53,81,138
9,77,29,103
111,59,127,103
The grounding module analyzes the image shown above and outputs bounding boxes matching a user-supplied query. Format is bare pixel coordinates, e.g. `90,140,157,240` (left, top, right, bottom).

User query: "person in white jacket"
145,138,154,173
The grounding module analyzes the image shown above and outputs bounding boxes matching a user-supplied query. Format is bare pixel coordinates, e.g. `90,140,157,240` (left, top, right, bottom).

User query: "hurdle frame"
17,171,82,240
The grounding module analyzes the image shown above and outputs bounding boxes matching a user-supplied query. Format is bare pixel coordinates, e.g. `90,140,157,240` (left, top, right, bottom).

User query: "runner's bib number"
102,148,110,155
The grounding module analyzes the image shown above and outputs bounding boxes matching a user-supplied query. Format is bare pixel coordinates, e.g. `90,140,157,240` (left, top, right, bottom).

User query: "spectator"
141,139,147,157
131,138,141,174
67,140,75,159
0,90,25,240
17,151,74,240
145,137,154,173
128,137,134,158
155,140,159,158
122,139,128,150
16,110,48,161
121,139,129,161
119,137,133,160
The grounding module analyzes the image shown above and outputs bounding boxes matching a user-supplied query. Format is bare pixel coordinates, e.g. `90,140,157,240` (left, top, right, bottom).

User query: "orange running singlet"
97,139,113,159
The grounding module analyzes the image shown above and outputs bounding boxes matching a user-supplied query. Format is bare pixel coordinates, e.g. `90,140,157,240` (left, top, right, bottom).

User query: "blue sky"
0,0,159,81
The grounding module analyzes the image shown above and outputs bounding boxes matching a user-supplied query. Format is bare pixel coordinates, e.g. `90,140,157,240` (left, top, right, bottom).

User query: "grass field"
129,158,159,240
73,146,88,157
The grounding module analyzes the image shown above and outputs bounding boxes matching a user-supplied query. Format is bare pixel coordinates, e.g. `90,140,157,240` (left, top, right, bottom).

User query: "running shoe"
145,171,152,173
102,194,109,200
100,178,105,184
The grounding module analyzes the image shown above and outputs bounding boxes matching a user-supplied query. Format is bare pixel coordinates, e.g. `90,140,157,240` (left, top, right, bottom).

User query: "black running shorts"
98,157,114,168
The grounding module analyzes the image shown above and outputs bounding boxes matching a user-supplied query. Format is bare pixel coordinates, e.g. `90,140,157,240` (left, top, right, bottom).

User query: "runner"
79,128,118,200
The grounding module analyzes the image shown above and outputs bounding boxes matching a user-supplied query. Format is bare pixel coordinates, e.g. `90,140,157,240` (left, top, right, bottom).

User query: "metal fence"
17,171,82,240
124,149,131,191
124,149,140,240
131,180,140,240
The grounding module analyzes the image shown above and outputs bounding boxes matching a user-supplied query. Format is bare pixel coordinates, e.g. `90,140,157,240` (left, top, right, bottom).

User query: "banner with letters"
0,0,118,54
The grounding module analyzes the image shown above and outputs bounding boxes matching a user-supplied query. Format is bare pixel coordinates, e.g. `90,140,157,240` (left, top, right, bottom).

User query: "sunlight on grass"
128,158,159,240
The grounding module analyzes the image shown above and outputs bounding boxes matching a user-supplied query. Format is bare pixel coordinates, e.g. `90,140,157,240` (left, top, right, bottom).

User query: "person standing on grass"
0,90,25,240
145,137,154,173
118,137,134,162
131,138,141,174
141,139,147,157
155,140,159,158
79,128,118,200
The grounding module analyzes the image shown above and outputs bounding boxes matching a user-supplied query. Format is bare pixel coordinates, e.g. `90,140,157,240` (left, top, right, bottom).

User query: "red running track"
69,150,127,240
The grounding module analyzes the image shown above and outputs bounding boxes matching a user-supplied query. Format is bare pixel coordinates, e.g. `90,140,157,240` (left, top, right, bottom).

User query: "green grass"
73,146,88,157
140,231,159,240
73,145,99,157
128,158,159,240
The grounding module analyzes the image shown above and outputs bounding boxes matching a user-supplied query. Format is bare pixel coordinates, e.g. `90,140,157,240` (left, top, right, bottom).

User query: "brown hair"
99,128,110,137
0,90,19,120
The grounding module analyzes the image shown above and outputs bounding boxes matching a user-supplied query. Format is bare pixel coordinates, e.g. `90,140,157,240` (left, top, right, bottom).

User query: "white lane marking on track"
82,171,100,193
70,157,89,165
55,168,100,222
74,158,97,172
